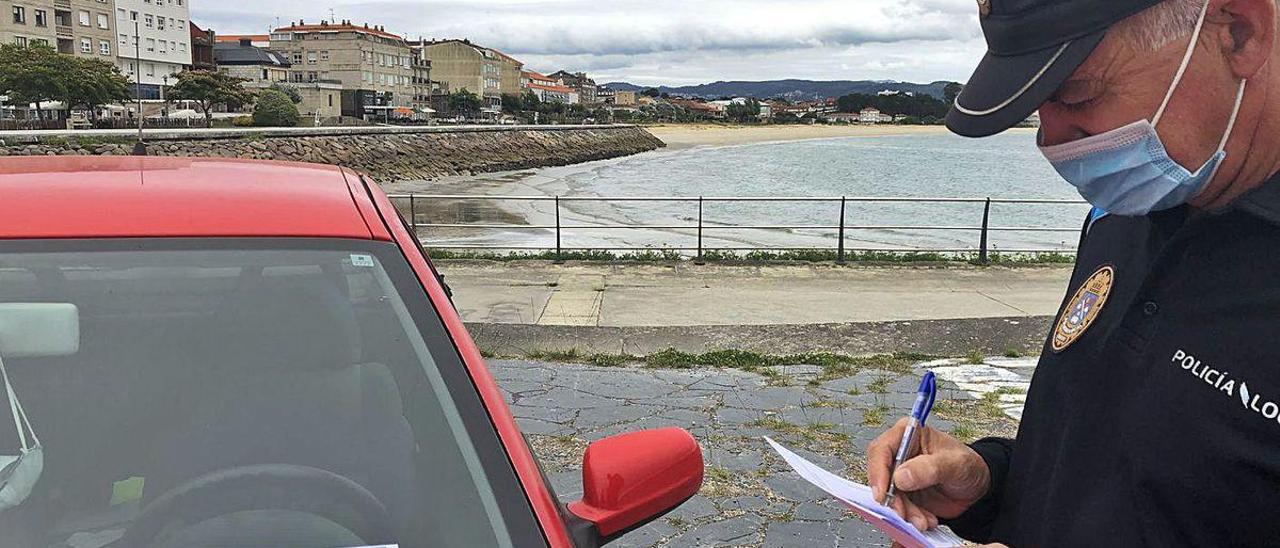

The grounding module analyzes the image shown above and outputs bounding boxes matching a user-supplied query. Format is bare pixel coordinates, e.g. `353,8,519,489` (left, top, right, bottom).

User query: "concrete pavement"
439,261,1073,327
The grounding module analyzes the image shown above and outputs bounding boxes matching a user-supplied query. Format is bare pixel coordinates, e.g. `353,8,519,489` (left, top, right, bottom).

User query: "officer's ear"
1222,0,1276,79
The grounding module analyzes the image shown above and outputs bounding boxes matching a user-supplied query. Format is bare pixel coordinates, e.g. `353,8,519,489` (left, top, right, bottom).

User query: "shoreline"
643,123,1037,150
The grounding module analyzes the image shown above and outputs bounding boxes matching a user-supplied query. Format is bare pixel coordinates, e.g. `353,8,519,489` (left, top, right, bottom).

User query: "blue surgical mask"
1038,1,1248,217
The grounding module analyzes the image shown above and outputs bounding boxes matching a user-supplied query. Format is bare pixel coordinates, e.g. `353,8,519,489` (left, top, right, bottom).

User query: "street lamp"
161,74,168,122
132,20,145,155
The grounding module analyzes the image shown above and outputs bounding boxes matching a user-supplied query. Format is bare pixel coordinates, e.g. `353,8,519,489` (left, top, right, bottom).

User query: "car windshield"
0,239,531,548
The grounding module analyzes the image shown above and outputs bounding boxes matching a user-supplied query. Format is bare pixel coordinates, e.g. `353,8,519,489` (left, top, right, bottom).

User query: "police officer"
867,0,1280,546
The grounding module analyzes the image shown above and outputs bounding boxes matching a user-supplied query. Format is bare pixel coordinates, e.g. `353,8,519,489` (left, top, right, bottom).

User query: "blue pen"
884,370,937,507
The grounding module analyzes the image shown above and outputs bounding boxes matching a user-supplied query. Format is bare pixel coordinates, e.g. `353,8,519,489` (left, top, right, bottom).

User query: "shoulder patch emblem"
1052,265,1114,353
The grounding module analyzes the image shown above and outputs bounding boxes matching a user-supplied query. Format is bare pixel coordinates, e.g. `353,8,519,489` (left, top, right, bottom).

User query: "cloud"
194,0,988,85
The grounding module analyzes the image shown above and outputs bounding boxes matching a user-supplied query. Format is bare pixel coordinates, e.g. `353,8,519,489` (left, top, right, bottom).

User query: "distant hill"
602,79,958,101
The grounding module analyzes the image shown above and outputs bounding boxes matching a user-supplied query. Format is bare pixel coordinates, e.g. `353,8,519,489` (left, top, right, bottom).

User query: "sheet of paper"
764,437,964,548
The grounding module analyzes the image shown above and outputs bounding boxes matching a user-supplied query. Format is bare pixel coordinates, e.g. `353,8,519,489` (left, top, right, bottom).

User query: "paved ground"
493,356,1024,547
439,261,1072,327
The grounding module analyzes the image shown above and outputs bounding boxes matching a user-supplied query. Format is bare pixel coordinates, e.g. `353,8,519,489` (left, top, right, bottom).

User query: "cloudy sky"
194,0,988,86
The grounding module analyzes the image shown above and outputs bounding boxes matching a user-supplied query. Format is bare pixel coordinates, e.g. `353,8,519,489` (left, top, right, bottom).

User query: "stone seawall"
0,125,665,181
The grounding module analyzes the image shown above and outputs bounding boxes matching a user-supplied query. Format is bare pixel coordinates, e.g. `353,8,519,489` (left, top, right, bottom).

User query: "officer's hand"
867,418,991,531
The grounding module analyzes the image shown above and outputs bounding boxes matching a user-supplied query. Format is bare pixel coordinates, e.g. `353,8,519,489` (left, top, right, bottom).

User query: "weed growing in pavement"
866,376,892,395
862,403,890,427
427,248,1077,265
809,398,849,409
1003,346,1023,358
509,348,946,381
950,424,979,442
965,349,987,365
747,417,850,447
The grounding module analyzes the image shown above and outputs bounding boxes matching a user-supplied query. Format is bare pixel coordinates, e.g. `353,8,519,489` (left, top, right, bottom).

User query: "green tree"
641,87,661,98
726,99,761,123
59,57,130,121
268,82,303,104
168,70,253,127
0,44,67,120
252,88,300,127
448,89,483,117
943,82,963,105
500,92,523,114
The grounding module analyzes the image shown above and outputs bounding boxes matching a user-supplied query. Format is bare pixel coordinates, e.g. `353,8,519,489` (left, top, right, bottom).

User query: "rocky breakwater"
0,125,666,181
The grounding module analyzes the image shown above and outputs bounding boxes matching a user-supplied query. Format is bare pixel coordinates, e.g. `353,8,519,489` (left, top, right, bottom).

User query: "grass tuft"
426,248,1077,265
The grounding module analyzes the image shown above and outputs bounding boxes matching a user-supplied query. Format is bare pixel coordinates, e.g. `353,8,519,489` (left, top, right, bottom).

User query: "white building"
113,0,192,99
859,107,884,124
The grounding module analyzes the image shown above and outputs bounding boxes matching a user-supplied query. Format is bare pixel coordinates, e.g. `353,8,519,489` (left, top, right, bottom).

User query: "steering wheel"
117,464,395,547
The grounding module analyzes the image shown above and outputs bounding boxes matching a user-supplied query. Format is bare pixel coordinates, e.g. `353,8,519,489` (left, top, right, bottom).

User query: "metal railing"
389,194,1089,263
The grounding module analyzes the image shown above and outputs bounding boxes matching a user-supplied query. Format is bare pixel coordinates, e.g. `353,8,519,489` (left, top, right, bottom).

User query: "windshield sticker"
350,254,375,268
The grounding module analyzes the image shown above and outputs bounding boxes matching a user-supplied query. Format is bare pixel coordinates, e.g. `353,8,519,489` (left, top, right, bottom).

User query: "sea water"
411,131,1091,253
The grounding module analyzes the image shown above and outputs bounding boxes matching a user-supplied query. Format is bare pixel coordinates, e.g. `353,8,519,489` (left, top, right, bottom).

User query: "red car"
0,157,703,547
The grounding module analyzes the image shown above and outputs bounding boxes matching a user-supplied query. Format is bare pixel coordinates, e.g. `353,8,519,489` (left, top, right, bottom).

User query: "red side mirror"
567,428,703,544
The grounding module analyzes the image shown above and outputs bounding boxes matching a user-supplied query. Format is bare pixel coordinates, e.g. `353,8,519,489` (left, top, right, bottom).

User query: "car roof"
0,156,382,240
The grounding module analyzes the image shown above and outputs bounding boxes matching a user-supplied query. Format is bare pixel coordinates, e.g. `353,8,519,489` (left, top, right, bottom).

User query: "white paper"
764,437,964,548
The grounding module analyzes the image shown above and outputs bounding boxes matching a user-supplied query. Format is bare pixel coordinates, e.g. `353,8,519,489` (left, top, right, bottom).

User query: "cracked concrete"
493,358,1021,547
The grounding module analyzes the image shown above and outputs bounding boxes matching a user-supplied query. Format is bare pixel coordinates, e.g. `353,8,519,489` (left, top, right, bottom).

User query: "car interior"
0,245,515,548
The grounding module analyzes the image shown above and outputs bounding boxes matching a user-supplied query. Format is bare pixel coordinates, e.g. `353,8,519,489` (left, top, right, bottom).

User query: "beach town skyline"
193,0,988,86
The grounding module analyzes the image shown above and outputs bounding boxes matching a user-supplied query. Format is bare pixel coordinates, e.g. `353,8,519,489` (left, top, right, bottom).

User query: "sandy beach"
644,123,954,149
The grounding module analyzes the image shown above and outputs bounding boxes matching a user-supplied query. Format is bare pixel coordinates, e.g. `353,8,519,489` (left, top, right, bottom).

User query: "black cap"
946,0,1163,137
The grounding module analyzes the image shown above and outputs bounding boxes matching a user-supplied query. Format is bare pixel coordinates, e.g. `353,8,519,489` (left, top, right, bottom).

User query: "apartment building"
269,20,414,113
521,70,576,104
188,20,212,69
416,39,521,109
407,40,443,113
548,70,597,104
1,0,117,63
113,0,192,98
213,37,288,86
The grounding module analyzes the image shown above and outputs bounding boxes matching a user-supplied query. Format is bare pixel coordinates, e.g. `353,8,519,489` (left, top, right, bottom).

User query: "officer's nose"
1037,104,1090,147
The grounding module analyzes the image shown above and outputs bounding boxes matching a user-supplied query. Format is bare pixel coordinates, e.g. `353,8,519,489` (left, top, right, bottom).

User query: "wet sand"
645,123,955,149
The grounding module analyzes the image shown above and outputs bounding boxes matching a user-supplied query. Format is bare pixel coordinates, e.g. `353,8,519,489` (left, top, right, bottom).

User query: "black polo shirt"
946,175,1280,547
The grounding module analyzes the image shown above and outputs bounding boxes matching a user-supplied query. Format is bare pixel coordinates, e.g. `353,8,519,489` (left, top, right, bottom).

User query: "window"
178,42,184,52
307,71,316,82
129,10,137,21
319,50,329,61
0,240,534,548
169,17,174,29
126,61,134,73
261,68,267,80
80,38,90,53
145,62,153,76
291,52,301,64
12,6,25,24
119,33,127,45
99,40,109,55
156,16,163,30
146,37,155,52
78,10,90,26
144,14,152,29
307,51,316,64
97,13,108,29
159,39,167,52
33,9,45,27
13,36,26,47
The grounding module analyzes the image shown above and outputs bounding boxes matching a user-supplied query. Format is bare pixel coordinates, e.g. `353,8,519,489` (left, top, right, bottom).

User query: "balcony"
53,0,70,9
55,25,73,38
